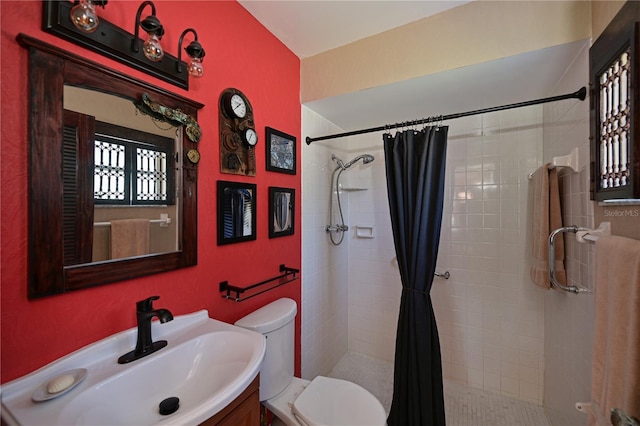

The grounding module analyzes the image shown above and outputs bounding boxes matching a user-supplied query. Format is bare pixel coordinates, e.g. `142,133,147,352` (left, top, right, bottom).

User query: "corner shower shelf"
219,264,300,302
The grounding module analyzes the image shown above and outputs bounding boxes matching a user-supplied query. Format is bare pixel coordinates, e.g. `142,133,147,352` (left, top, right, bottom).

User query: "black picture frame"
268,187,295,238
217,180,257,245
266,127,296,174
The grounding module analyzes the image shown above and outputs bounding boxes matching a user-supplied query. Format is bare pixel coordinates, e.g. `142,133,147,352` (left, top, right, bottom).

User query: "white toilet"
235,298,387,426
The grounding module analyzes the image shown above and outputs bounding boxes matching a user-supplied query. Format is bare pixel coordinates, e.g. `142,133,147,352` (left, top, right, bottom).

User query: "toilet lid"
292,376,387,426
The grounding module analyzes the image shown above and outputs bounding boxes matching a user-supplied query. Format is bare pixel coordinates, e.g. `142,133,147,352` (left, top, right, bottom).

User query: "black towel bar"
219,264,300,302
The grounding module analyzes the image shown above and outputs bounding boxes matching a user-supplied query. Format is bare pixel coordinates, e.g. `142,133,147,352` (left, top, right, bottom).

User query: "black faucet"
118,296,174,364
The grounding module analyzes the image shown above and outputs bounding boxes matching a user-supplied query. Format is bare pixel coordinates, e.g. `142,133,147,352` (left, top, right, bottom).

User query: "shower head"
361,154,375,164
332,153,374,171
343,154,375,169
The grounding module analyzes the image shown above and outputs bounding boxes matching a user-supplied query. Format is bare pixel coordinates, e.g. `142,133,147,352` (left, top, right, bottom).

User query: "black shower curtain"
384,127,448,426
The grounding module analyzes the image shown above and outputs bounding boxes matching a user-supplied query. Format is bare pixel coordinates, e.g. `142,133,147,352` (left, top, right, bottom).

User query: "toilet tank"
235,298,297,401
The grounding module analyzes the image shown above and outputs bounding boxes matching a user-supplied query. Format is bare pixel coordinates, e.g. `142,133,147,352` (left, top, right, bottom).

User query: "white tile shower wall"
344,135,400,362
340,113,546,406
432,106,546,404
542,40,595,426
301,106,350,379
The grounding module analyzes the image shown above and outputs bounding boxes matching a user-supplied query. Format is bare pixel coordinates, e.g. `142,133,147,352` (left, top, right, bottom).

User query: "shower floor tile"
328,352,550,426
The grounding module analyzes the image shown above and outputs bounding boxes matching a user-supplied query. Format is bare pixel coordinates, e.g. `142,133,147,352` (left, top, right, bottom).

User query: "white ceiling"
238,1,589,136
238,1,470,59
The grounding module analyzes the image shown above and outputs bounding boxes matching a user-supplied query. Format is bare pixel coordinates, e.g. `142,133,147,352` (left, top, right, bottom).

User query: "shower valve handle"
325,224,349,233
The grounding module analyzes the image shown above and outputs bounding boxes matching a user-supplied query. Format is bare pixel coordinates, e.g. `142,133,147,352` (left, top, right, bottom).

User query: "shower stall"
301,40,593,425
303,105,548,417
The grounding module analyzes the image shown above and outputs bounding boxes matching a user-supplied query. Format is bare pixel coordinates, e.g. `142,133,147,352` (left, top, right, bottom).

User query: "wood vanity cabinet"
200,375,260,426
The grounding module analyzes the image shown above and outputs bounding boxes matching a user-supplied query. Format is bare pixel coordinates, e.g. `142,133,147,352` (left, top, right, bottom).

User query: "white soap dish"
32,368,87,402
355,225,374,238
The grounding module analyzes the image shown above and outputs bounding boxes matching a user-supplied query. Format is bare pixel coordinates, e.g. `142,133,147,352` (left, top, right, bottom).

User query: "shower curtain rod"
305,86,587,145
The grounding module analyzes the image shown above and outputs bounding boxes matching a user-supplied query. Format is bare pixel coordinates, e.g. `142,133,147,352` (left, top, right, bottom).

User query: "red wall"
0,1,301,384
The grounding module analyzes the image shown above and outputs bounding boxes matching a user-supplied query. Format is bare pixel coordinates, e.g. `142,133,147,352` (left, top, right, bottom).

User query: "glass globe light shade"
70,0,99,33
143,34,164,62
187,58,204,78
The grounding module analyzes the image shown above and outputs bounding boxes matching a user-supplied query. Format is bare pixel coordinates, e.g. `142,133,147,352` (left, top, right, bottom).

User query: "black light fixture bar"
42,0,189,90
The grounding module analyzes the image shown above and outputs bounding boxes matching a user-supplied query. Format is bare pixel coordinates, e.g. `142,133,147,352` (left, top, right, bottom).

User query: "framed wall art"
217,180,257,245
266,127,296,175
268,187,295,238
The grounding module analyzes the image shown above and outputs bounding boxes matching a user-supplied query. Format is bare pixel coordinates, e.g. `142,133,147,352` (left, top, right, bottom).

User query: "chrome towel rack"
548,222,611,294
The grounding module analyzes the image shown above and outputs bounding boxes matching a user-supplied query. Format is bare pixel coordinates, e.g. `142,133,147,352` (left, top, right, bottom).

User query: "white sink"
0,310,266,425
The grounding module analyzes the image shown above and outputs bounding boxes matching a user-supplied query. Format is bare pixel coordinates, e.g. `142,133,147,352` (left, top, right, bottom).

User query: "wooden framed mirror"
18,34,203,298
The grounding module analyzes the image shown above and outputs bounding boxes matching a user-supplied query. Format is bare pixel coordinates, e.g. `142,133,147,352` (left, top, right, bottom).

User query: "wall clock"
222,93,247,119
219,88,257,176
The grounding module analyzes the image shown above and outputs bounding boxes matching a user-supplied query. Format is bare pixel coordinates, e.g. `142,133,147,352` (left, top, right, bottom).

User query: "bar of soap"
47,374,75,394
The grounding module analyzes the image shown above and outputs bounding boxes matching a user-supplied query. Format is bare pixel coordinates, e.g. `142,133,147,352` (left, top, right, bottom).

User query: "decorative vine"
134,93,202,143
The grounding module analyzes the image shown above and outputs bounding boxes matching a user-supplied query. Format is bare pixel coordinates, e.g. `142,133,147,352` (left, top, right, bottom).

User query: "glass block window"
94,122,175,206
598,48,631,190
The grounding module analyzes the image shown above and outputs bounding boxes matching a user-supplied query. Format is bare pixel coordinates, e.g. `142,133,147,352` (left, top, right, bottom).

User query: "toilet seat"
291,376,387,426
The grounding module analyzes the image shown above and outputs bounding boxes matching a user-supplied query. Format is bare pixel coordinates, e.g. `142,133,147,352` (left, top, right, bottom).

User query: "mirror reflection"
64,87,181,263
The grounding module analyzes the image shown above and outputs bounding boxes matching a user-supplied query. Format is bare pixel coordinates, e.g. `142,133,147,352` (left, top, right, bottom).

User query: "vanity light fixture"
177,29,205,78
43,0,197,89
132,1,165,62
69,0,107,33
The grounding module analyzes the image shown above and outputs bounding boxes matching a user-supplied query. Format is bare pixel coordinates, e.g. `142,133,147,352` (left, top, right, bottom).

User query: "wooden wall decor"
589,2,639,200
219,88,257,176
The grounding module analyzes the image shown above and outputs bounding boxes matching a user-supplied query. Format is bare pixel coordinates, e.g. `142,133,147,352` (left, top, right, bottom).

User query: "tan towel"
110,219,150,259
529,164,566,289
590,235,640,425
